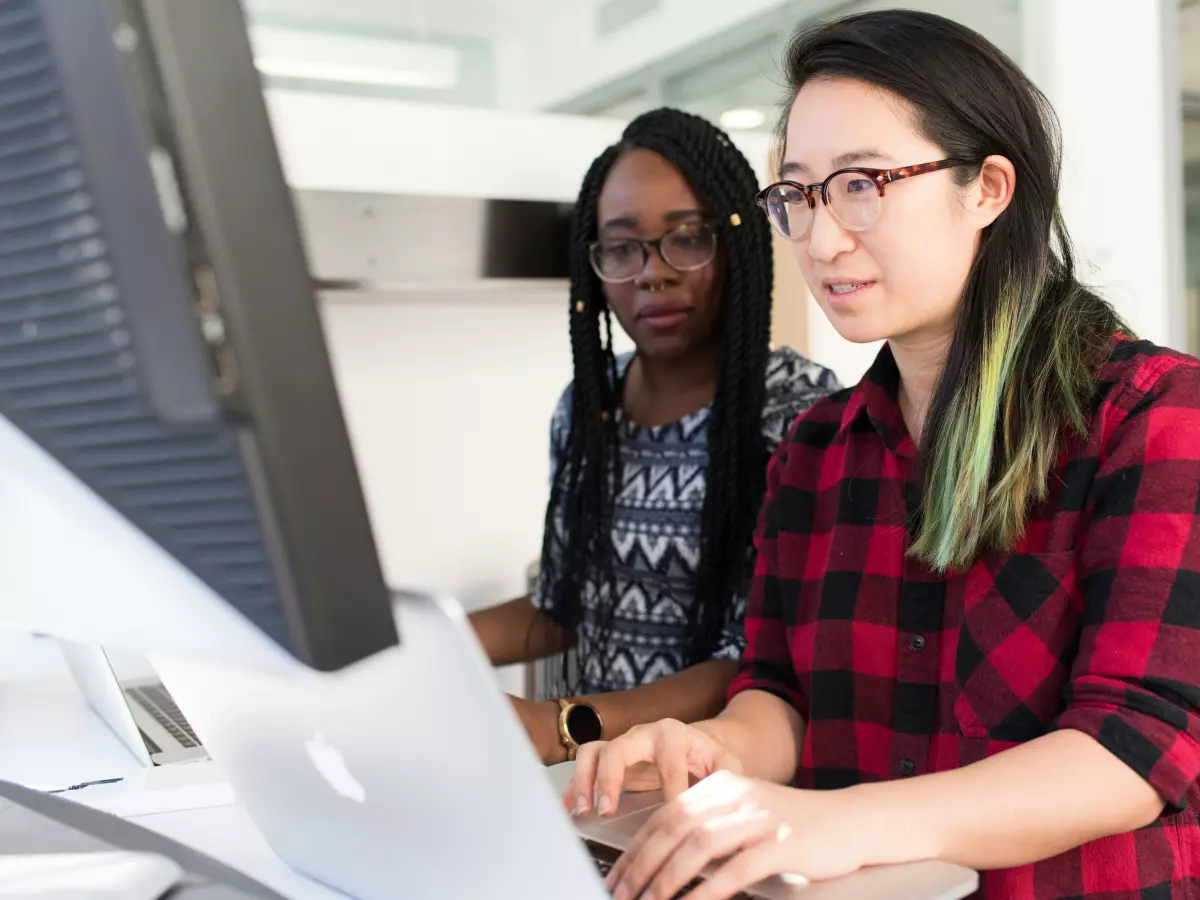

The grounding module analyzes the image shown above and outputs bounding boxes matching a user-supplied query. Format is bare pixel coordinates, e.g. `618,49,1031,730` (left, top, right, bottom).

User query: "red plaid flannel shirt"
729,337,1200,900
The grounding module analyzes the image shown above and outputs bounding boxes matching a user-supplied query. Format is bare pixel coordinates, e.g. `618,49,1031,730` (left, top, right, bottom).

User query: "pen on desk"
48,777,125,794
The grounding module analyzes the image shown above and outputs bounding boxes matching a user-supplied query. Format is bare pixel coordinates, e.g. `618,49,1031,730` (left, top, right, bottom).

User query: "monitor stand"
0,777,280,899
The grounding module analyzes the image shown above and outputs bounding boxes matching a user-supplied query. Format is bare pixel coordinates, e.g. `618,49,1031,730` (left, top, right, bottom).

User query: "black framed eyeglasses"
587,219,720,284
754,158,973,241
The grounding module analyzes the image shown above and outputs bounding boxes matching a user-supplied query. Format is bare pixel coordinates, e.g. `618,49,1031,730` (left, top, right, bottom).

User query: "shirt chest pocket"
954,552,1083,741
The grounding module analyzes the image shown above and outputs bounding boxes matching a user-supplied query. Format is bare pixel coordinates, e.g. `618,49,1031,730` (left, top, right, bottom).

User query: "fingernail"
573,796,588,816
597,795,612,815
612,883,629,900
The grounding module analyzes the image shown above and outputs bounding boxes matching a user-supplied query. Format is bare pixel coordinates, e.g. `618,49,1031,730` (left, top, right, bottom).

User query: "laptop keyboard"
126,683,202,748
585,840,753,899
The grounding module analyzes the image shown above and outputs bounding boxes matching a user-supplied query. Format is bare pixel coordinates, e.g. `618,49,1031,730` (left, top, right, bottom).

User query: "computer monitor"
0,0,396,672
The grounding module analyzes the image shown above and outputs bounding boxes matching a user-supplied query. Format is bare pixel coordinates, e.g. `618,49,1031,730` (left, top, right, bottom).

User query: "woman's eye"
604,243,638,260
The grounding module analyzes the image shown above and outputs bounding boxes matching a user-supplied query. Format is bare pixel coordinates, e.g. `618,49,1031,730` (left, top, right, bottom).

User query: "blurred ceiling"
241,0,1200,150
241,0,559,39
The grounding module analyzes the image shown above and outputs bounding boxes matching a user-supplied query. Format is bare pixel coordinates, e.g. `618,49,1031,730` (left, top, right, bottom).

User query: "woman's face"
595,148,724,362
781,77,987,347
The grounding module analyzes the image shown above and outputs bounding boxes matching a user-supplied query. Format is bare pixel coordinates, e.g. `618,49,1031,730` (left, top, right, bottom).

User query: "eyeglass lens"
591,222,717,282
763,172,883,239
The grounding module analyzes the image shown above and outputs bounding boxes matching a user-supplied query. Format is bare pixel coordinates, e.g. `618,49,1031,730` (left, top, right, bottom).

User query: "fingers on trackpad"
576,802,659,847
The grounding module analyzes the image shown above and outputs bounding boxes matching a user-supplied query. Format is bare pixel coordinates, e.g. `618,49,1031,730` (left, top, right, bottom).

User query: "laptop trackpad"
572,790,662,850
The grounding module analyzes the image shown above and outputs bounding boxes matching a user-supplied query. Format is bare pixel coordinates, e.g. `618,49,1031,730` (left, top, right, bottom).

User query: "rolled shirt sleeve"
1055,359,1200,809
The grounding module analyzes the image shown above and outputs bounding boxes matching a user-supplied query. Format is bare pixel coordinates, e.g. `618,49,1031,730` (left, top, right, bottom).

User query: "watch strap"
556,698,603,761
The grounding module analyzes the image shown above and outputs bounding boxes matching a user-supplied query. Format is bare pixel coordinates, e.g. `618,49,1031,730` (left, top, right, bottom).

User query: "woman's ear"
971,154,1017,228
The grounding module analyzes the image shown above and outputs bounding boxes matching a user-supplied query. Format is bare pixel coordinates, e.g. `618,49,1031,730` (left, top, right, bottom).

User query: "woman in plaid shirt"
565,10,1200,900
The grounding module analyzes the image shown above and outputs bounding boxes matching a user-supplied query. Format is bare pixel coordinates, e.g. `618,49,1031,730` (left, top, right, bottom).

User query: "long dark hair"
780,11,1126,571
539,108,774,687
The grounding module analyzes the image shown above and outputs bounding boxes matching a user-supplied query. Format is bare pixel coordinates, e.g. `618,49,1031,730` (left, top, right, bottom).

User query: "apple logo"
306,732,366,803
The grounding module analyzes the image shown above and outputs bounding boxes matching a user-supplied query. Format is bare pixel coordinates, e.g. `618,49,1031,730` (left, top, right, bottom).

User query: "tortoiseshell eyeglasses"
754,158,974,241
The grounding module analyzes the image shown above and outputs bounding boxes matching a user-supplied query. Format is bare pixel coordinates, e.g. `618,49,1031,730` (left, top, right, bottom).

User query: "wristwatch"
556,698,604,761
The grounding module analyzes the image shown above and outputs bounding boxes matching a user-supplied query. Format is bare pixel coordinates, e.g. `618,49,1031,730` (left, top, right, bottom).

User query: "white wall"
317,280,579,701
804,302,880,388
318,292,573,603
1022,0,1186,348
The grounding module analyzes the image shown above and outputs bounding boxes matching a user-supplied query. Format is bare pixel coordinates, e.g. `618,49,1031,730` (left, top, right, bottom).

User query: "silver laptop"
148,592,978,900
58,640,208,768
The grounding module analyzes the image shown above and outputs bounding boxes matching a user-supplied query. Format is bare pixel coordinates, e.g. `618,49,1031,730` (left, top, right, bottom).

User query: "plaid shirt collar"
839,343,916,459
842,335,1139,458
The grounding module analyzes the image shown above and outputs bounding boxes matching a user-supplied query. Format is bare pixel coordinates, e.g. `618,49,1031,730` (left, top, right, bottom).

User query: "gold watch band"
556,698,603,761
557,698,580,760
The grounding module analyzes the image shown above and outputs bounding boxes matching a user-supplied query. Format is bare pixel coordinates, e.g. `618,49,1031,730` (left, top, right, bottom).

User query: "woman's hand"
562,719,743,817
604,770,874,900
508,695,564,765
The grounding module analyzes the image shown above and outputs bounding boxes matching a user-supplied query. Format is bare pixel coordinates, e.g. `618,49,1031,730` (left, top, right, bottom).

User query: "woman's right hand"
562,718,743,818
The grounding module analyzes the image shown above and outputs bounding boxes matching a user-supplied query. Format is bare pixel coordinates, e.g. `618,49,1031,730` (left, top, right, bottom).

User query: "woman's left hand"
605,769,875,900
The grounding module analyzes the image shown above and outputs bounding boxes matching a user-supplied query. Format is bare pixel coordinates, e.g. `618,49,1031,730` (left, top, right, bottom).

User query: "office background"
233,0,1193,693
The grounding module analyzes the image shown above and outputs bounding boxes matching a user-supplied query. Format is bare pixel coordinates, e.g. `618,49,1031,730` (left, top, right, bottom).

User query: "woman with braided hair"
470,108,838,766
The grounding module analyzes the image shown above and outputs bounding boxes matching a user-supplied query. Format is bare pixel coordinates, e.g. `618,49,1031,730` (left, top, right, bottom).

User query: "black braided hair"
538,108,774,691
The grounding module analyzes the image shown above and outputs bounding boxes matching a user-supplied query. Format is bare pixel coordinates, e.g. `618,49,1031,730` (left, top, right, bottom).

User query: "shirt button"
898,758,915,776
909,635,926,651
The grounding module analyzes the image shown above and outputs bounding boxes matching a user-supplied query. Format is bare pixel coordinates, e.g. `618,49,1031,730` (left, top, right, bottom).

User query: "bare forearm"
849,729,1166,871
527,660,740,765
468,596,575,666
587,660,739,743
697,689,805,784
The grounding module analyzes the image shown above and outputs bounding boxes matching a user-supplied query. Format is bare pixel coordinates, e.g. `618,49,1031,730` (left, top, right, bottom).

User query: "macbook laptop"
58,640,208,768
149,591,978,900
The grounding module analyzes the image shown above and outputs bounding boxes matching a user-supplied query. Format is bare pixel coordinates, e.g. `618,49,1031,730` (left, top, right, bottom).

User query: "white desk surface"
0,628,577,900
0,629,355,899
0,631,143,791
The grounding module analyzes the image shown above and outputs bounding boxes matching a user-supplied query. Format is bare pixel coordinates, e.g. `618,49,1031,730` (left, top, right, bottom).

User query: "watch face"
566,704,603,744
